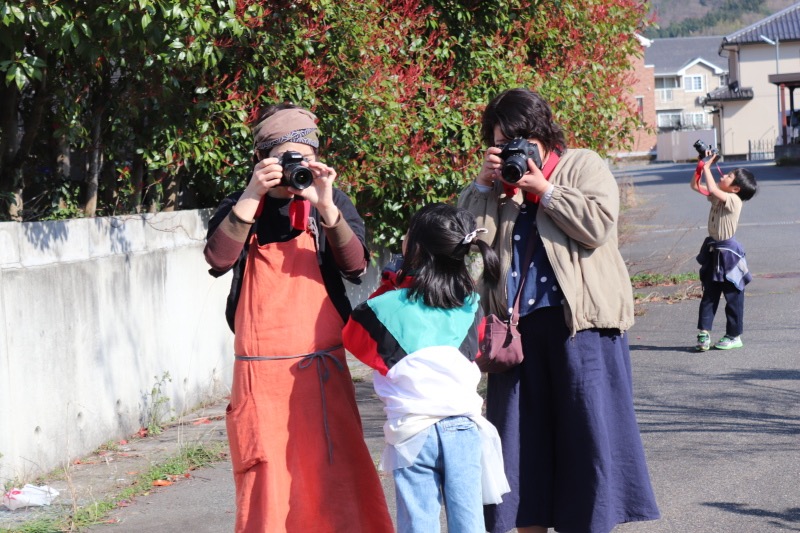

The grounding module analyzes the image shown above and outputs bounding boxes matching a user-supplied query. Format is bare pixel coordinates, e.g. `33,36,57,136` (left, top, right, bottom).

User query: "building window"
684,75,704,92
636,96,645,121
686,112,707,128
657,112,682,129
655,77,679,89
656,77,679,102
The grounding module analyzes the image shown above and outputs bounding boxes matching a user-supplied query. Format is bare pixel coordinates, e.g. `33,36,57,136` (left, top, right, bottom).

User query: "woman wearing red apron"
204,104,393,533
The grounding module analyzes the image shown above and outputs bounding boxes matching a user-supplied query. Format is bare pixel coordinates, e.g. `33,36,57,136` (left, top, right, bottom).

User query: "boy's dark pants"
697,280,744,337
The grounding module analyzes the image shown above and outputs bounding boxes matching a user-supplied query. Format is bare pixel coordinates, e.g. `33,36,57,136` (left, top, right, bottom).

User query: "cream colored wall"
678,64,715,111
721,42,800,156
656,63,724,129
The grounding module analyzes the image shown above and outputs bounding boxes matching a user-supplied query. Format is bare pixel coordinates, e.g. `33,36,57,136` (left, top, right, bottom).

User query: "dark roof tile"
644,36,727,75
723,3,800,45
700,84,754,104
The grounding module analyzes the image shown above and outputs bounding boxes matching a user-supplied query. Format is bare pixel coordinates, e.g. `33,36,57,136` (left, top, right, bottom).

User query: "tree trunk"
1,45,50,220
84,104,104,217
162,170,182,212
144,170,163,213
8,173,23,221
132,154,144,213
0,83,21,219
101,163,116,212
56,134,71,210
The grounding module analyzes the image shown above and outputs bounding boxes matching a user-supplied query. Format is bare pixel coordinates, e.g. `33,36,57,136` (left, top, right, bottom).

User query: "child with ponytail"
343,202,510,533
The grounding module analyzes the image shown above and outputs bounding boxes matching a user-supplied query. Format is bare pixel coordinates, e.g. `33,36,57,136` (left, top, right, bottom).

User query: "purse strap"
509,233,536,326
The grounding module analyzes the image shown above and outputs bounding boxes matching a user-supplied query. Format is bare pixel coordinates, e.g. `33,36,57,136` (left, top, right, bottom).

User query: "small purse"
477,312,523,373
476,239,534,373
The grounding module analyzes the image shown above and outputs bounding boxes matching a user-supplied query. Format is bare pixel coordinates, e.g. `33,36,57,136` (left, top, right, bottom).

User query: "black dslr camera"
279,151,313,190
693,140,718,158
499,138,543,183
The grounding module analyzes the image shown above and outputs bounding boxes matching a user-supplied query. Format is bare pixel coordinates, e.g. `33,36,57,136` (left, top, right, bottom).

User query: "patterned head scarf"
252,108,319,155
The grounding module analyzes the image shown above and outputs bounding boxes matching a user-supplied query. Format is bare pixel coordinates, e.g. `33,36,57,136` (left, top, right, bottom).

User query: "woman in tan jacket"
459,88,659,533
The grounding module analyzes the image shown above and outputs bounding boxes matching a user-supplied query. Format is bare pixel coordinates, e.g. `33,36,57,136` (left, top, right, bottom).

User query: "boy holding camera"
690,147,758,351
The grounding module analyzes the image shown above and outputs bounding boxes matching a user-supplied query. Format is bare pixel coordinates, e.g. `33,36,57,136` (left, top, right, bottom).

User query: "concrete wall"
656,129,717,162
0,210,389,484
0,211,236,483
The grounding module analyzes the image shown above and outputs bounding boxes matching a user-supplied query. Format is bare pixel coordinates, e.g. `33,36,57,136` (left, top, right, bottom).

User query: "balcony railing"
656,89,674,102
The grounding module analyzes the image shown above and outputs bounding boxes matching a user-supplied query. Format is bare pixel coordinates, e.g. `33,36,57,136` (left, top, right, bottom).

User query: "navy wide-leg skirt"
484,306,660,533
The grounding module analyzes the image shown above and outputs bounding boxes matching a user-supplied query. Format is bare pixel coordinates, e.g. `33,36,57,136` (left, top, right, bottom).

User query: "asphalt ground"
2,160,798,532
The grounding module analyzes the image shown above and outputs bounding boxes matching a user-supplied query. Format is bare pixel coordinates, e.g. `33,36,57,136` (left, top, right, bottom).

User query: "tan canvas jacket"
458,148,634,335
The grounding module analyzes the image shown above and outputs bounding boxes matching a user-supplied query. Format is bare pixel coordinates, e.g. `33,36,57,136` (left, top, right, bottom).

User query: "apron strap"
235,345,344,463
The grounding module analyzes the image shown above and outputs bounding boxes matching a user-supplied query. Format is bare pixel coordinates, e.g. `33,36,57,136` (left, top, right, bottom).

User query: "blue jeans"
394,416,484,533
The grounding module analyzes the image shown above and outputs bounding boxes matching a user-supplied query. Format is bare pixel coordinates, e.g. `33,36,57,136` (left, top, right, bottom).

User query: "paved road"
3,160,798,532
616,160,800,276
614,160,800,532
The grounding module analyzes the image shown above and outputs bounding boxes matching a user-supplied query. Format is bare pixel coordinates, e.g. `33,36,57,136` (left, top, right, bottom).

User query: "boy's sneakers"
695,331,711,352
714,335,743,350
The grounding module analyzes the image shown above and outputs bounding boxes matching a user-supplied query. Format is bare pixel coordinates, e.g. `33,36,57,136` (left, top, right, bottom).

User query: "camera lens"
289,166,313,190
502,155,527,183
693,140,708,156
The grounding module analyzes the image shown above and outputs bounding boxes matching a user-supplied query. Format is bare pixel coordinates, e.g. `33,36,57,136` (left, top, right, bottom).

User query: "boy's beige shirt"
707,192,743,241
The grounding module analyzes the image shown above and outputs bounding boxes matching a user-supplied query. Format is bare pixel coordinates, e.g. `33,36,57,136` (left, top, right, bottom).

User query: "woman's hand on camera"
229,157,283,222
246,157,283,197
505,157,550,197
476,147,503,186
292,160,340,224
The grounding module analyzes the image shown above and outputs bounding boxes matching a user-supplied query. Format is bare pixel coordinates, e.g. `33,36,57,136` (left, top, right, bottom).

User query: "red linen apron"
227,230,392,533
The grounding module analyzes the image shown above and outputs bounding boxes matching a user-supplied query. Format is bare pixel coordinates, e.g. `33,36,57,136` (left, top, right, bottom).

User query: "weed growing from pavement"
3,517,62,532
146,372,173,436
93,441,120,454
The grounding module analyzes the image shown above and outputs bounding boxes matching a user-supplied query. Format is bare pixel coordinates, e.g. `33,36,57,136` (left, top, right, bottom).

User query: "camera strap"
289,197,310,231
253,195,311,231
693,159,724,197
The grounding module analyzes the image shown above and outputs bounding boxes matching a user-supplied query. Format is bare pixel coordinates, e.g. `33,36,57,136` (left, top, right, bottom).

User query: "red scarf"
501,150,562,204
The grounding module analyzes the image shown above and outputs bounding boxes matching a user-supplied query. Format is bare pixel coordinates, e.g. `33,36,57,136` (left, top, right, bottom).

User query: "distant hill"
644,0,799,38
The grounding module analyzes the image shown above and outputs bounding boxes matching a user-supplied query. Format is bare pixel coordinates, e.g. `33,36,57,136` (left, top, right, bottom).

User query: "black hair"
730,168,757,201
252,102,318,162
398,203,500,309
481,88,567,153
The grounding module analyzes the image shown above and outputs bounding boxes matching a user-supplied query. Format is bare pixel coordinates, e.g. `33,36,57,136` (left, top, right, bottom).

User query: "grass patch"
631,272,703,315
633,283,703,306
1,442,228,533
631,272,698,288
114,442,226,503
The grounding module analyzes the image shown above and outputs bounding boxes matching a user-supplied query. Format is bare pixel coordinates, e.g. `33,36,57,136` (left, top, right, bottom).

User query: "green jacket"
457,148,634,335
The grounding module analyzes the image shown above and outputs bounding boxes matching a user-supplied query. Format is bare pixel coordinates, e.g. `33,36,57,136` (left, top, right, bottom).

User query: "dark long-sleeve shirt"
204,190,369,330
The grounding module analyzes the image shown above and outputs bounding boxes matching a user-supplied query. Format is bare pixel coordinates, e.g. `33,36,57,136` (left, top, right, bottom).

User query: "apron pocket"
226,393,267,474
